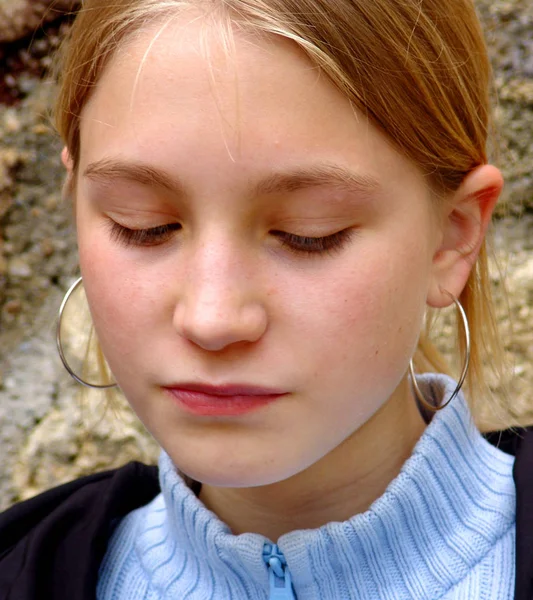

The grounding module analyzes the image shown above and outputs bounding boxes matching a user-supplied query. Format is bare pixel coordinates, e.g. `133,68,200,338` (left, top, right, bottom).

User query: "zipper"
262,542,297,600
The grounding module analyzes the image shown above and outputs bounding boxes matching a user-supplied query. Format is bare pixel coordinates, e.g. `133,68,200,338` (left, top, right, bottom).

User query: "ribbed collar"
153,374,515,599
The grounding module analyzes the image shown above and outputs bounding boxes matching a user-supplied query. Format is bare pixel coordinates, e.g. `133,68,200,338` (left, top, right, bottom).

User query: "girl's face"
75,16,444,486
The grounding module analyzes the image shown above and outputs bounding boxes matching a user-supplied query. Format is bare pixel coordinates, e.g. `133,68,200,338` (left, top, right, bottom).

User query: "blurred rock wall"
0,0,532,510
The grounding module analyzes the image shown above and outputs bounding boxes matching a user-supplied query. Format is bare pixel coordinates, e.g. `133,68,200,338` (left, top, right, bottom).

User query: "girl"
1,0,532,598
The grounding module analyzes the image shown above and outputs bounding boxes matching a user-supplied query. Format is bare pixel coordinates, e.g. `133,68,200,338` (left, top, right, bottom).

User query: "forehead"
78,11,426,198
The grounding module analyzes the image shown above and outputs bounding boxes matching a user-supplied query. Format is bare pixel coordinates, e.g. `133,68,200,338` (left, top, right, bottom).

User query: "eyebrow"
252,164,380,197
84,159,184,194
83,158,380,198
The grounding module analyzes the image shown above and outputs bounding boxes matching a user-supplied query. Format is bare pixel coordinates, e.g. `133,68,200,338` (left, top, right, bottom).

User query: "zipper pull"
262,542,297,600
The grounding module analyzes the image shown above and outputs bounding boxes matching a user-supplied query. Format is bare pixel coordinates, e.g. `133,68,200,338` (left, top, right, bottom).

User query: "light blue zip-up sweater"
97,374,516,599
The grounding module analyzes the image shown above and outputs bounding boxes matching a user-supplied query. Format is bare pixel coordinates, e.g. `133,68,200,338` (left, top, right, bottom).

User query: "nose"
173,242,268,352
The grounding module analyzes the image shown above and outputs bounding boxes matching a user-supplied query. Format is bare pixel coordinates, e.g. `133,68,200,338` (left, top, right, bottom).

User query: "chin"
172,453,300,489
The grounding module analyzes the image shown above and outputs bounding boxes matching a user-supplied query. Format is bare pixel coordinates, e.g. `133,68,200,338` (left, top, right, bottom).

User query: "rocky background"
0,0,532,510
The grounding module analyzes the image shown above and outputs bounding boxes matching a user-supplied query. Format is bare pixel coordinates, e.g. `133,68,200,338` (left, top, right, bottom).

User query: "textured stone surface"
13,391,160,502
477,0,533,214
0,0,78,43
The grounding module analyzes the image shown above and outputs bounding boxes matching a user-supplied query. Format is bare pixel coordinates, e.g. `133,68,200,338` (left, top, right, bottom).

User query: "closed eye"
107,221,354,255
271,229,355,256
108,221,182,247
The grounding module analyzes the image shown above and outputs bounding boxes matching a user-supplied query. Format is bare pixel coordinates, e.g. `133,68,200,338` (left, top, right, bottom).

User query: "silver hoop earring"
409,294,470,411
56,276,117,389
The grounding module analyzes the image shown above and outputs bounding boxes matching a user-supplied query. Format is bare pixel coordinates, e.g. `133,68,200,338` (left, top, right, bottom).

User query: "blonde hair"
54,0,511,426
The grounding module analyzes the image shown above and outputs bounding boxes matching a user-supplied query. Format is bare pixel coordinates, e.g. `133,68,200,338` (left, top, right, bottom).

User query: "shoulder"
485,426,533,457
485,425,533,496
486,426,533,600
0,461,160,600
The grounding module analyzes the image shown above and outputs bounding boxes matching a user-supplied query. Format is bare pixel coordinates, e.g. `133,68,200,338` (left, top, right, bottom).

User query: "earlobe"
427,165,503,308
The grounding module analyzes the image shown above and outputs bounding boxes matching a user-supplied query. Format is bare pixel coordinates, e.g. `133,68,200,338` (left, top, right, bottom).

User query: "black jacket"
0,430,532,600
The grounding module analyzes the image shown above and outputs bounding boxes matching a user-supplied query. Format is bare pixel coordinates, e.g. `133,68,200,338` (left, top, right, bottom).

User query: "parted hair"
54,0,512,427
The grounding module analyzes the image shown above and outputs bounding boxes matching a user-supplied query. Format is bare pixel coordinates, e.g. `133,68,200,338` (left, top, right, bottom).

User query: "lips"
163,382,288,416
165,382,287,396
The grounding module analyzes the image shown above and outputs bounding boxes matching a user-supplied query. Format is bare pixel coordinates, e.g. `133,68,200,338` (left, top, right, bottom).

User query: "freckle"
375,349,379,355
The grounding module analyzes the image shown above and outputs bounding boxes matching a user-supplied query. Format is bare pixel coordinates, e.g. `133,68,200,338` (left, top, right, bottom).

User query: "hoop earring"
409,294,470,411
56,276,117,389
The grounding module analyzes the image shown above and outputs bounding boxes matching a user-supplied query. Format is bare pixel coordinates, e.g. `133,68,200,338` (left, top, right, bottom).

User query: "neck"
198,377,427,540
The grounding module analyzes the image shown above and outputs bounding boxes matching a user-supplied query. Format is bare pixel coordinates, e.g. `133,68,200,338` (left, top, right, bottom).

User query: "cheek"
294,240,431,381
77,233,165,368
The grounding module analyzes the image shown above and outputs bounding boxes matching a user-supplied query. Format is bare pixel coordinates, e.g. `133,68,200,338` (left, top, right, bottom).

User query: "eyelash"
271,229,354,256
108,221,354,256
108,222,182,247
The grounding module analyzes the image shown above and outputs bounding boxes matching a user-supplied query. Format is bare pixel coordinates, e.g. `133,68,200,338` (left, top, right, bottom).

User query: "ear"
61,146,73,171
61,147,75,199
427,164,503,308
